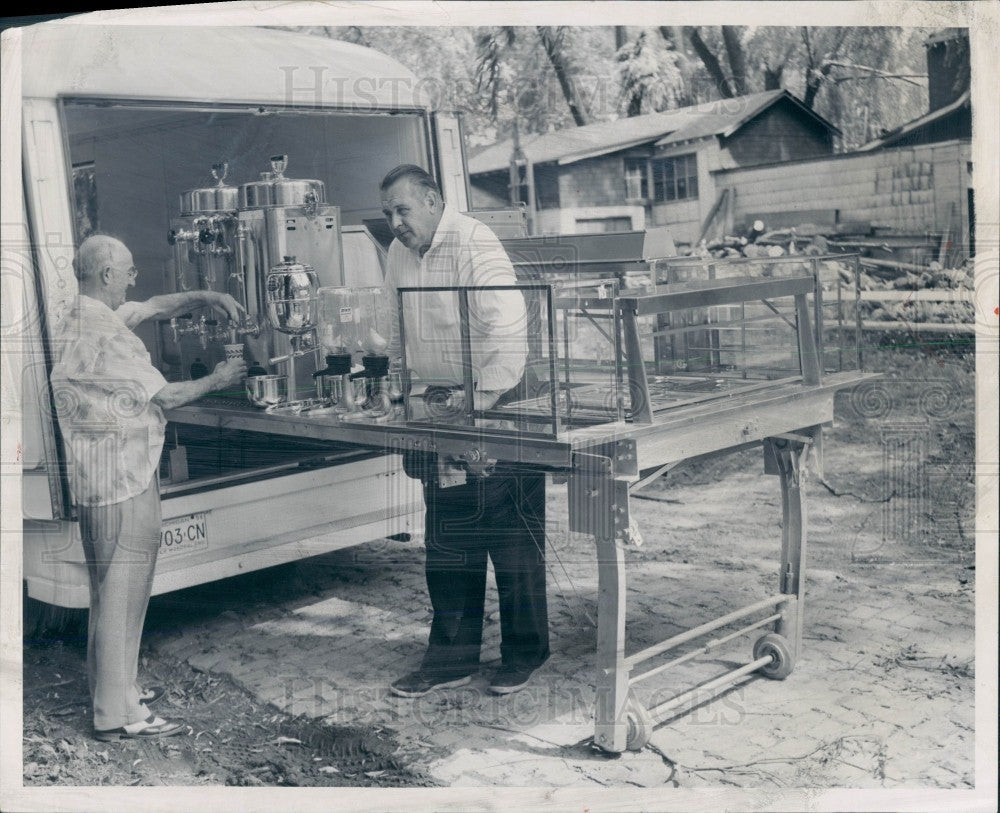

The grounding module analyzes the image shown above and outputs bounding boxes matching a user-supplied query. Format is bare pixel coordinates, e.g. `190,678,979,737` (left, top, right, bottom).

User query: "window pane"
624,158,646,199
651,153,697,201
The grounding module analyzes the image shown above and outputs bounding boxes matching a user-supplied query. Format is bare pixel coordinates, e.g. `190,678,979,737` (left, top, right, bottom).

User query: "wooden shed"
469,90,839,243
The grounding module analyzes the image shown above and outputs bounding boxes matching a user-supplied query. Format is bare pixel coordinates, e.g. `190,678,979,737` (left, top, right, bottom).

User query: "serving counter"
167,273,875,753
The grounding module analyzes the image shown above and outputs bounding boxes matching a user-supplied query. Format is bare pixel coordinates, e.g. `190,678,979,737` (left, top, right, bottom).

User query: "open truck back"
10,23,481,621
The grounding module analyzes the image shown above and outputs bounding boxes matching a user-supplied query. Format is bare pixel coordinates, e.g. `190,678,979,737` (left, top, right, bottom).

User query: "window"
653,153,698,202
624,157,648,200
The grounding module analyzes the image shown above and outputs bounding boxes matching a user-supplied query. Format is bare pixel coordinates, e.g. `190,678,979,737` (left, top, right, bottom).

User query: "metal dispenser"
168,162,260,360
265,256,320,404
166,154,344,395
312,352,358,413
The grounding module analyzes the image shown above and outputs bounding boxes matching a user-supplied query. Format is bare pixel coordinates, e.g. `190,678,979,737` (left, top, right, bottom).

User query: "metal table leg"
569,462,633,752
765,435,811,663
594,520,628,752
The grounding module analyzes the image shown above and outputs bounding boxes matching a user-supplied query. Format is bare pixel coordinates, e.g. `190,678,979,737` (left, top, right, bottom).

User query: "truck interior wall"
64,104,427,358
60,104,428,484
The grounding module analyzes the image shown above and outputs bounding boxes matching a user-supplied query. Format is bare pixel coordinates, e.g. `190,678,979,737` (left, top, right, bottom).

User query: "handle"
270,154,288,177
212,161,228,185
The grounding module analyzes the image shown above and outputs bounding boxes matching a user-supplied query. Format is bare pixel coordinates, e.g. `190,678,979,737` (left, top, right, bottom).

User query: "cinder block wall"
715,140,971,238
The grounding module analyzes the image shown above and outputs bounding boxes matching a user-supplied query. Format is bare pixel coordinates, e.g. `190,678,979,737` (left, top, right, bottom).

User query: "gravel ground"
21,342,978,789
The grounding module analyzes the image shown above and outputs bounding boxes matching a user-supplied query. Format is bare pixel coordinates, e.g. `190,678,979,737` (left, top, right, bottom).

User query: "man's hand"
211,358,248,388
475,390,503,411
152,357,247,411
206,292,246,324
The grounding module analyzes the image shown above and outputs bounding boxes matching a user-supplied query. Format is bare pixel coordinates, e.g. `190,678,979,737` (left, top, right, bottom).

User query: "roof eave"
721,90,841,138
557,135,664,166
856,88,970,151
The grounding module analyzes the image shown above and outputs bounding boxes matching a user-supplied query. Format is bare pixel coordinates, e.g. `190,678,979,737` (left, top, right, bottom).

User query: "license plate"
159,512,209,558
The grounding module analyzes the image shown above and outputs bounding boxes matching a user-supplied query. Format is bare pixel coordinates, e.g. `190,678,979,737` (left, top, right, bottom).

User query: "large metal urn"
179,162,238,215
269,154,326,209
238,171,275,209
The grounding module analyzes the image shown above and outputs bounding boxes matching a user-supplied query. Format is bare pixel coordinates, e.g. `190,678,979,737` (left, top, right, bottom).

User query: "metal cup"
246,374,287,408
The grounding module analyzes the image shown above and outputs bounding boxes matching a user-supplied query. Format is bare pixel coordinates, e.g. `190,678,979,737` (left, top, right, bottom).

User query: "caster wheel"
625,695,654,751
753,633,795,680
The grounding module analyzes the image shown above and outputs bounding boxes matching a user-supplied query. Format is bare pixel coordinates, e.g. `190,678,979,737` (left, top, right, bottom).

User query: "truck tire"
23,593,87,642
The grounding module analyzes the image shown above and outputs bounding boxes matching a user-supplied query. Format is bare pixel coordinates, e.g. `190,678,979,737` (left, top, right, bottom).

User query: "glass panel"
651,160,664,202
654,254,863,374
398,285,564,436
640,281,805,412
396,282,624,435
624,158,648,199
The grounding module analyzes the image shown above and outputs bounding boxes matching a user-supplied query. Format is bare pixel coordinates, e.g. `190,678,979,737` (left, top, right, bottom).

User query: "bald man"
50,234,247,740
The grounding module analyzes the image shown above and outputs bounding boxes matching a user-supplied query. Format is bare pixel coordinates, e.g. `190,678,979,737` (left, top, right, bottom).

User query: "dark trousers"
418,469,549,679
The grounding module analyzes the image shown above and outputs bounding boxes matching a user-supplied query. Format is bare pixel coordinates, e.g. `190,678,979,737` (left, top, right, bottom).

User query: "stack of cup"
224,342,246,400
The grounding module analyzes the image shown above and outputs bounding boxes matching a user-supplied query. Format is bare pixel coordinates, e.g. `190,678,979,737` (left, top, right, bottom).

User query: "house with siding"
468,90,840,245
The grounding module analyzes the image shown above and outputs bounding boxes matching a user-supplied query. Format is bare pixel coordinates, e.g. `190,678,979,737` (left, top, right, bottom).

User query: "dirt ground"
21,340,978,789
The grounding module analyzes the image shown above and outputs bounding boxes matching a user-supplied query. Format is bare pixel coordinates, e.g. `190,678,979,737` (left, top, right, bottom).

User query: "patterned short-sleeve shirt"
49,295,168,507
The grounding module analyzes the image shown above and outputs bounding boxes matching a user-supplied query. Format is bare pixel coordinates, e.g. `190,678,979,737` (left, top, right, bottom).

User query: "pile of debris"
684,221,835,260
855,260,975,326
681,219,975,328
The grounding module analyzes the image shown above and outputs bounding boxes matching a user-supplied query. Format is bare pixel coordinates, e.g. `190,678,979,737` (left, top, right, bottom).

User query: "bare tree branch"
827,61,927,88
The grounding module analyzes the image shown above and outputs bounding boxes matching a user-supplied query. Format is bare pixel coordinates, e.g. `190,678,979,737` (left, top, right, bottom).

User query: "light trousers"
77,477,161,730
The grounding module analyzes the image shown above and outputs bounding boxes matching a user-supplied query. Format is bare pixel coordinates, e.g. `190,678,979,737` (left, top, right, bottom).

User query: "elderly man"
380,165,548,698
50,234,246,740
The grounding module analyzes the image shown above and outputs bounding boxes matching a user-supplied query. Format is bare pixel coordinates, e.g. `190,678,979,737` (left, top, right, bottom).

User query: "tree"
474,27,597,129
678,25,927,148
800,27,852,108
686,27,733,98
536,26,591,126
720,26,749,96
291,25,930,152
617,28,684,116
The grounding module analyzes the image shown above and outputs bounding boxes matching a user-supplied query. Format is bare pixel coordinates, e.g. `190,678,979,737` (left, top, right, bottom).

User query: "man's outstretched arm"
151,358,247,411
118,291,245,329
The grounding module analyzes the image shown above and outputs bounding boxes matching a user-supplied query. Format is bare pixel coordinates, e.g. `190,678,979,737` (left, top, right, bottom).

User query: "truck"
7,22,485,633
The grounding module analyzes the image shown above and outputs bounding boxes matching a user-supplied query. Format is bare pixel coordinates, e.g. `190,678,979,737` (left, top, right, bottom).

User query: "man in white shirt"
50,234,246,740
380,165,549,697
